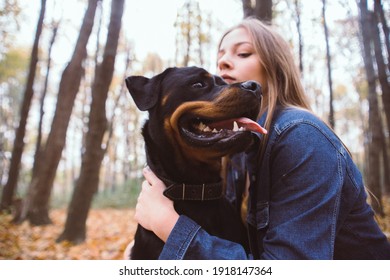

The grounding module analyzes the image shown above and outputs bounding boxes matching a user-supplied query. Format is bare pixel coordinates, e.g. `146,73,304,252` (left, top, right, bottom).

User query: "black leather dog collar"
160,178,223,201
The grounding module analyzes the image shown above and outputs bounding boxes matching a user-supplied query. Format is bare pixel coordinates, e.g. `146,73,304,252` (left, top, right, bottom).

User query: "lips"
221,74,235,83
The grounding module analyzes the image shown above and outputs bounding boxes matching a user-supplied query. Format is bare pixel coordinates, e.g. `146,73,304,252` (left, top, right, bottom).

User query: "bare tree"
372,1,390,137
0,0,46,212
285,0,304,75
294,0,303,75
242,0,273,22
17,0,99,225
183,1,192,66
358,0,384,216
33,19,60,176
174,1,210,67
57,0,124,244
374,0,390,72
322,0,335,129
371,2,390,195
242,0,254,18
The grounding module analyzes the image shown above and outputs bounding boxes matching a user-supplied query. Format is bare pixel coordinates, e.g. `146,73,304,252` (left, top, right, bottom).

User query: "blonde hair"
218,18,312,156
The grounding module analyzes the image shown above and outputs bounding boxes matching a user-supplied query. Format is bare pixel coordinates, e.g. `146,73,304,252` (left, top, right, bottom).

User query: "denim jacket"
159,107,390,259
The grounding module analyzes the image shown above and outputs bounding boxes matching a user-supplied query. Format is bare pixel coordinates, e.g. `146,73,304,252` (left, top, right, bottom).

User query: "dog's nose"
240,81,261,99
241,81,259,91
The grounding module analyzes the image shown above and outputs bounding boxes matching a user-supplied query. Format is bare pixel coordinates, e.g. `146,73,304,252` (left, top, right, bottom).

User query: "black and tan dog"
125,66,266,259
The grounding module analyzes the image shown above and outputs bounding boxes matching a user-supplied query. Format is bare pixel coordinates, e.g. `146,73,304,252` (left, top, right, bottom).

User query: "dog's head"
125,66,266,165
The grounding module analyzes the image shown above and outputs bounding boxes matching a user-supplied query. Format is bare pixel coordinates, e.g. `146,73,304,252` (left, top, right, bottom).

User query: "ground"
0,209,137,260
0,202,389,259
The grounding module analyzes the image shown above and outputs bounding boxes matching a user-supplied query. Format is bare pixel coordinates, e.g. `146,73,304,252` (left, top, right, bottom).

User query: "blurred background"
0,0,389,259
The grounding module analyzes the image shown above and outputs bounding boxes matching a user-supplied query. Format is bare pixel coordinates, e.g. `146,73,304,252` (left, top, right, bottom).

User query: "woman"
134,18,390,259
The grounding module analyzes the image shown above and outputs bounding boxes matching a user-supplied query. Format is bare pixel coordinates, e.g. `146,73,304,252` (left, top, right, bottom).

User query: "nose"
240,81,261,99
217,53,232,71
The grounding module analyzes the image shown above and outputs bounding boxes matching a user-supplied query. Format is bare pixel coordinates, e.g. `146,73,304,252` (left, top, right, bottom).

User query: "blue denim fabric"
159,107,390,259
159,215,250,260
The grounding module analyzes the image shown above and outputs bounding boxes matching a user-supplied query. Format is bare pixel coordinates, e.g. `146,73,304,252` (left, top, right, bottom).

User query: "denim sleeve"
159,215,250,260
261,122,343,259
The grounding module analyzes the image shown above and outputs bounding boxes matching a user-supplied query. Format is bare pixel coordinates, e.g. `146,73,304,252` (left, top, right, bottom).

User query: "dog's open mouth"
197,118,267,134
179,114,267,147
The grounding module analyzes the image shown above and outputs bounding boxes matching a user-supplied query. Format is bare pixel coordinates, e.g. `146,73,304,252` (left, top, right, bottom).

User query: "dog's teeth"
198,122,206,131
233,121,239,132
197,122,212,132
232,121,246,132
198,121,245,133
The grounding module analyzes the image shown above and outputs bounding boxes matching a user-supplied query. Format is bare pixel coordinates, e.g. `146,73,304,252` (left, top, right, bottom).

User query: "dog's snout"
240,81,261,99
241,81,259,92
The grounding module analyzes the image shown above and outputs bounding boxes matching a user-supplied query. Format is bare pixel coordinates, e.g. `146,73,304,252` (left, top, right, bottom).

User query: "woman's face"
217,27,267,89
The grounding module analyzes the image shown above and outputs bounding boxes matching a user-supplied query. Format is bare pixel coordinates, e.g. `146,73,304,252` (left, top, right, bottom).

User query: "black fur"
125,67,262,259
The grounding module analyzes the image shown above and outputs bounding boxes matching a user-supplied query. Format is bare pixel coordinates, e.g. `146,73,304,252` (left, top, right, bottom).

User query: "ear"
125,75,157,111
125,68,175,111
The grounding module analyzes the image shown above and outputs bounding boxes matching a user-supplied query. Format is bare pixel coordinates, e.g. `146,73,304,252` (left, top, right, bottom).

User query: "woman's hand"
134,167,179,242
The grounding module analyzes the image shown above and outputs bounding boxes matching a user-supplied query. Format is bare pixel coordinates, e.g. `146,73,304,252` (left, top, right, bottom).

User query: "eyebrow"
218,41,253,54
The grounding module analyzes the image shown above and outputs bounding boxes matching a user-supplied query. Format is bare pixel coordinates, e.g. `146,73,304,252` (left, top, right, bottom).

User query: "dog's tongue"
210,117,267,134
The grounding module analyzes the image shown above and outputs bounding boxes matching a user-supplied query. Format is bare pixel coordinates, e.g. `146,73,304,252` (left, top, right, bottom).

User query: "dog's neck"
145,148,224,201
143,123,221,186
145,144,222,185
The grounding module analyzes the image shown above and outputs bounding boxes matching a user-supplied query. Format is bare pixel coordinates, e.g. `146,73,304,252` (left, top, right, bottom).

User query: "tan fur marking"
164,101,228,164
164,86,253,165
161,95,169,107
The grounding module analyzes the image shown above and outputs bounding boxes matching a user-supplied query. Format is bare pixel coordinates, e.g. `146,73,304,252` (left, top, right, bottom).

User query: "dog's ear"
125,68,174,111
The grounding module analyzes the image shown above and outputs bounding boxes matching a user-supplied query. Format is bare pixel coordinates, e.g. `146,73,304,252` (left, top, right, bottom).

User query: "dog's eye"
192,82,206,89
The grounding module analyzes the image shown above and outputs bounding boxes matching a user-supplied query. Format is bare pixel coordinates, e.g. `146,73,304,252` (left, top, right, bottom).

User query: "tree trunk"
33,20,59,176
370,8,390,195
57,0,124,244
242,0,254,18
183,1,192,67
382,131,390,195
18,0,98,225
358,0,384,216
371,3,390,139
374,0,390,72
254,0,272,23
294,0,304,76
242,0,272,22
322,0,335,129
0,0,46,212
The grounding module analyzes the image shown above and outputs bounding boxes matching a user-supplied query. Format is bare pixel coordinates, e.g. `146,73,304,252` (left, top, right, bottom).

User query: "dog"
125,66,266,259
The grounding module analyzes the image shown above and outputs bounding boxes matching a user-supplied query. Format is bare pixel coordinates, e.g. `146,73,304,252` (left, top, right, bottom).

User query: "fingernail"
143,166,151,173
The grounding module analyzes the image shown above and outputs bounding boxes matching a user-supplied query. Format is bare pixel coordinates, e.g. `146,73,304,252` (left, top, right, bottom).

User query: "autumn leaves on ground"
1,201,390,260
0,209,137,260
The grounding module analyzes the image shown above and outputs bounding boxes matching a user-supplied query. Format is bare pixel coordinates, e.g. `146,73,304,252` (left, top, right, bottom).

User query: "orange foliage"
1,202,389,260
0,209,137,260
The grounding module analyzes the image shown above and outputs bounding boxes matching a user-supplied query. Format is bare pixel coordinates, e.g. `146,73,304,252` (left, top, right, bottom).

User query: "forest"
0,0,389,259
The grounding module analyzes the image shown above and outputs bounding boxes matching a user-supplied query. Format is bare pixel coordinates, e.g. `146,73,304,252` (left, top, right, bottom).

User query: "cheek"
249,62,267,88
237,60,264,83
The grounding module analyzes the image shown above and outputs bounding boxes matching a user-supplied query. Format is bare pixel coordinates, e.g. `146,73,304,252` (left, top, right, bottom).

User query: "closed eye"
192,81,207,88
238,53,252,58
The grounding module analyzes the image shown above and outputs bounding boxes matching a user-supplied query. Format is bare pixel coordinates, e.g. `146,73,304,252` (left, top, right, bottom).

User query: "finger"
143,167,164,188
141,179,150,190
